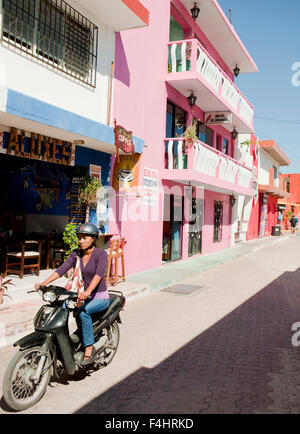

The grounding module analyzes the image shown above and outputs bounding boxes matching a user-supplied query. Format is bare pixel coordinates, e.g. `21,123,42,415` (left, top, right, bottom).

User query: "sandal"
81,346,96,366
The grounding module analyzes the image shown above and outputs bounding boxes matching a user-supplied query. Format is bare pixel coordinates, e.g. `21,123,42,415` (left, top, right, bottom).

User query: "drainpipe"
108,61,115,126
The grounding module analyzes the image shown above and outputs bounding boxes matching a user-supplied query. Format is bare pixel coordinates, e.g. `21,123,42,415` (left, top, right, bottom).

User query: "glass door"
171,195,183,261
162,194,183,262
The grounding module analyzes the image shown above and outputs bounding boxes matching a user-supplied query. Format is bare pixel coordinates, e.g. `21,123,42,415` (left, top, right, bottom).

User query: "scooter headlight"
43,291,57,303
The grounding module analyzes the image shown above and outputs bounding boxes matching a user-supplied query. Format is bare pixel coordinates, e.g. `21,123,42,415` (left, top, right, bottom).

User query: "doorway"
162,194,184,262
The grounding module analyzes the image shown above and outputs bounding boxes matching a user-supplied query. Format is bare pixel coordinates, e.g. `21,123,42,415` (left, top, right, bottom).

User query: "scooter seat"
91,293,122,323
70,294,124,345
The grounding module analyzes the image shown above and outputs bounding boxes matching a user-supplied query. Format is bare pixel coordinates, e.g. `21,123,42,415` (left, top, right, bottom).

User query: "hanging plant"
183,121,198,149
78,176,102,223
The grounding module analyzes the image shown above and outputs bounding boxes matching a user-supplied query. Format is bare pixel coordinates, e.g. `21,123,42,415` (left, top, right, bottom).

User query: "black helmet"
77,223,99,238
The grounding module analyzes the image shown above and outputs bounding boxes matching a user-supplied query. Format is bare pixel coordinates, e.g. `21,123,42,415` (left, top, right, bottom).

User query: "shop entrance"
0,153,87,273
162,194,184,262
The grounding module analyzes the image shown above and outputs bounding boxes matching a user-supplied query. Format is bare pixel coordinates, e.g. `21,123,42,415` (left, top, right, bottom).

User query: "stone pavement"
0,234,291,347
1,233,300,414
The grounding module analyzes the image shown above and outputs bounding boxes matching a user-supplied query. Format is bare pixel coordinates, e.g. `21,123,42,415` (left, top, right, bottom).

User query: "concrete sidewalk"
0,234,291,347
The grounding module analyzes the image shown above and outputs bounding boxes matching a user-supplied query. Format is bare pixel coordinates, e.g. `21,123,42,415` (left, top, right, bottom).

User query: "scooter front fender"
14,331,52,350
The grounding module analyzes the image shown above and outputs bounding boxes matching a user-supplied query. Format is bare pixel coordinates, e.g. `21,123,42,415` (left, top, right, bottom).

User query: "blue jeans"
76,298,110,348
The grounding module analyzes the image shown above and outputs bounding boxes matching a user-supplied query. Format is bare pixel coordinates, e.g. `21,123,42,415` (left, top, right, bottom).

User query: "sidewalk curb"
0,235,292,347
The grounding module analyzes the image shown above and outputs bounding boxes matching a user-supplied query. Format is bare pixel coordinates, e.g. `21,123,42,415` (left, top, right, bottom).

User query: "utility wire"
254,116,300,125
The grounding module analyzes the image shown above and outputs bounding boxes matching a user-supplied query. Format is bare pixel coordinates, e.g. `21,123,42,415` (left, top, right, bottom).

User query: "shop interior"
0,153,88,274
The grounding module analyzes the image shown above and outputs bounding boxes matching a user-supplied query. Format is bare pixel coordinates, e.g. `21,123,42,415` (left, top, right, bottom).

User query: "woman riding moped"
35,223,109,366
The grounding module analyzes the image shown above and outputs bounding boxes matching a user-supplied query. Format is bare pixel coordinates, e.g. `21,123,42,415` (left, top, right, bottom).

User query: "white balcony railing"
196,45,222,93
193,141,219,177
237,165,253,188
168,39,254,129
165,138,253,189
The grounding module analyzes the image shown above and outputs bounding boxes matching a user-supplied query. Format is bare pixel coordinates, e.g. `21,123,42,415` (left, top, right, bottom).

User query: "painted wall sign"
0,127,75,166
112,154,141,192
204,112,232,125
142,167,159,206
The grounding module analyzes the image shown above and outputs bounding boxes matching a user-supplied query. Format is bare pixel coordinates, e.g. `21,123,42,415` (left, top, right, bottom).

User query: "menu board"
69,176,86,226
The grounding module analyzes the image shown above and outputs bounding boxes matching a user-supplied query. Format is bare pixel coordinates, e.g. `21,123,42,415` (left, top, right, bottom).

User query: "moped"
2,285,125,411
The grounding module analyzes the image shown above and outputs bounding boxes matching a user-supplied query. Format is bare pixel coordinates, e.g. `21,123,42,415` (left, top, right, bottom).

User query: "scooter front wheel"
3,346,52,412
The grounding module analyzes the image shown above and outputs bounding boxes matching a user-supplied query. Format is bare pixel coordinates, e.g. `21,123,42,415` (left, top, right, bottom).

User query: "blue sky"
218,0,300,173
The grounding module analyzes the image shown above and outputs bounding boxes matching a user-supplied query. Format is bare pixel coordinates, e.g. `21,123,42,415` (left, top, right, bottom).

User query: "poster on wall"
142,167,159,206
69,177,86,226
258,193,268,237
112,154,141,192
89,164,101,181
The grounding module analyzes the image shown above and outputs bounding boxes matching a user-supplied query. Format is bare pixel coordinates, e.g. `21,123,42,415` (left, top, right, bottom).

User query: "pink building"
111,0,258,275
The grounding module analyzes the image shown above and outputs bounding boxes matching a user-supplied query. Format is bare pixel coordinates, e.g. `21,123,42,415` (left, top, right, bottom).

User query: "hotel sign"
0,127,75,166
204,112,232,125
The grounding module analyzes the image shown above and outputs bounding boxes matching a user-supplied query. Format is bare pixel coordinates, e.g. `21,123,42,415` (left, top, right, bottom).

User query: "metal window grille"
2,0,98,87
214,201,223,243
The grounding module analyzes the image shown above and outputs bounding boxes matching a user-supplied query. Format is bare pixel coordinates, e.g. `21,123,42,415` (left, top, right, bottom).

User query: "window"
2,0,98,87
166,102,186,138
216,135,222,152
2,0,35,48
223,138,229,155
196,121,213,147
214,201,223,243
37,0,64,63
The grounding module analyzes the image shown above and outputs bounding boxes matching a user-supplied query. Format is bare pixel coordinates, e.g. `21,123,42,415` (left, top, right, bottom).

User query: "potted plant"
78,176,102,223
62,224,79,260
0,274,15,309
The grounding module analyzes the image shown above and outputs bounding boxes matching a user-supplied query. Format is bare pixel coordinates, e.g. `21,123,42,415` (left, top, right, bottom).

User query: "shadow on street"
74,267,300,414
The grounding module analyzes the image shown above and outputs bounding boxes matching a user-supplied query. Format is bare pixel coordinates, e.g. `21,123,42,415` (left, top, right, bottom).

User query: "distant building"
247,140,290,239
278,174,300,229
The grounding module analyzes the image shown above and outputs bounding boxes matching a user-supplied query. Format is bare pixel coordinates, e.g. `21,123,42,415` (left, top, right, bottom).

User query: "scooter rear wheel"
95,321,120,367
3,346,52,412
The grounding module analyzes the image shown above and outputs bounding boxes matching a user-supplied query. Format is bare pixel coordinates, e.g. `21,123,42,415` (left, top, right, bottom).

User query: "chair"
105,238,126,286
52,241,68,269
4,240,42,278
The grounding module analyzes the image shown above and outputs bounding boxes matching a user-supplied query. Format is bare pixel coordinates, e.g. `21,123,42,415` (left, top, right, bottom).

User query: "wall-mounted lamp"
233,65,240,77
231,127,238,141
73,139,85,145
188,92,197,108
191,3,200,21
229,195,236,207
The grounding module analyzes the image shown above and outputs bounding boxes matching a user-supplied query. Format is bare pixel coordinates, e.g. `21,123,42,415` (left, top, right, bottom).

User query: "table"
29,233,62,270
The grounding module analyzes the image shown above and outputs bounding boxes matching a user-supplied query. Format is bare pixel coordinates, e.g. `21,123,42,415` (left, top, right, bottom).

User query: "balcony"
167,39,254,133
163,138,253,195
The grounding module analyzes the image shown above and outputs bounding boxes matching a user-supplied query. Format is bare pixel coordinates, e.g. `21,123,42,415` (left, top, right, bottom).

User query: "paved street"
1,234,300,414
